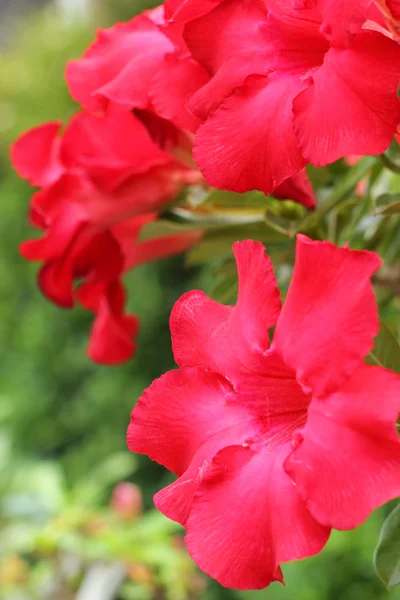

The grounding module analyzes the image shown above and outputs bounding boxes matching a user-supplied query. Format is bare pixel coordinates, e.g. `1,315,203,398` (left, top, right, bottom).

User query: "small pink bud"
111,483,143,519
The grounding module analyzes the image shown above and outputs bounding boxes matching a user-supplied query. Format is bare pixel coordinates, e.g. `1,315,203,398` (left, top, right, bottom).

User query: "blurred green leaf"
375,194,400,215
374,503,400,589
367,324,400,373
138,219,202,242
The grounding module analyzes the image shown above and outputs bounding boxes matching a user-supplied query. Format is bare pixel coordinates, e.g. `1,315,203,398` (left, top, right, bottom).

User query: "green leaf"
367,323,400,373
185,224,289,266
375,194,400,215
374,503,400,588
138,219,201,242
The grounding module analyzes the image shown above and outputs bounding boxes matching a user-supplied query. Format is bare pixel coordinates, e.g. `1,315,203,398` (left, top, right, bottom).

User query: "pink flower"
127,235,400,589
182,0,400,194
111,482,143,519
12,108,202,364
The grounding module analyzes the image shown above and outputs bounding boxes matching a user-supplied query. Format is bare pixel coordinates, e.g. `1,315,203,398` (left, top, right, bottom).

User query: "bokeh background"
0,1,399,598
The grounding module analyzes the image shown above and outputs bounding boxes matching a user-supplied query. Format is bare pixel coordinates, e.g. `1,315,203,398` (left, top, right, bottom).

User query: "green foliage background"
0,1,399,598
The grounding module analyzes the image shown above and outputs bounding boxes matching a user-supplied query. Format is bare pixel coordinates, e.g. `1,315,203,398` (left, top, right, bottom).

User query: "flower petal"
273,169,316,209
183,0,268,74
66,17,173,112
83,281,139,365
273,235,382,398
61,109,170,191
293,32,400,165
11,122,64,187
285,364,400,530
150,53,209,132
185,443,330,589
171,240,281,382
193,74,306,194
127,367,249,476
296,0,373,46
165,0,224,23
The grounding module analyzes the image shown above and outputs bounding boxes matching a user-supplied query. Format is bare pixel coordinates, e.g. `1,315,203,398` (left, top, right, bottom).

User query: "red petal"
66,17,173,112
187,54,269,121
261,6,328,75
171,240,281,383
86,282,139,365
11,122,64,187
150,54,209,132
185,444,330,589
183,0,268,74
273,235,381,398
127,367,249,476
122,229,203,271
193,74,306,194
285,364,400,529
293,32,400,165
165,0,224,23
61,109,170,191
296,0,373,46
273,170,316,209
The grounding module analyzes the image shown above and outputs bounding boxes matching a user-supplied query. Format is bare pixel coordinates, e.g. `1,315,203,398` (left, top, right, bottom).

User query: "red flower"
182,0,400,194
65,7,318,209
127,235,400,589
12,109,202,364
66,7,210,134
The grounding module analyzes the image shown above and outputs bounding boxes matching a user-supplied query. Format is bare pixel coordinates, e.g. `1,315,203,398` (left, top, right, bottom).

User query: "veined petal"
127,367,250,476
171,240,281,383
185,444,330,589
273,235,381,398
183,0,268,74
193,74,306,195
293,32,400,165
285,364,400,529
150,53,209,132
296,0,374,46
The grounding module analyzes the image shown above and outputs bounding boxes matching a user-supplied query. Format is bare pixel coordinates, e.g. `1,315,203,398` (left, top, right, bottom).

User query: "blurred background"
0,0,399,598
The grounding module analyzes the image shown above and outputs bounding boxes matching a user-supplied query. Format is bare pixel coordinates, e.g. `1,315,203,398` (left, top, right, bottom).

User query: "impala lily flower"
65,8,317,209
11,109,202,364
180,0,400,194
128,236,400,589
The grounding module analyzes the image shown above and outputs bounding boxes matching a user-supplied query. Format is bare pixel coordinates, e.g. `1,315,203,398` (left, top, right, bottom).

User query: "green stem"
379,153,400,175
298,156,377,233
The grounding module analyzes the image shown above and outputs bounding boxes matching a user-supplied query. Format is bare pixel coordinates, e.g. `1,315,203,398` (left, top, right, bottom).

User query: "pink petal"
170,240,281,383
285,364,400,530
293,32,400,165
273,235,382,398
127,367,250,476
193,74,307,194
185,444,330,589
11,122,64,187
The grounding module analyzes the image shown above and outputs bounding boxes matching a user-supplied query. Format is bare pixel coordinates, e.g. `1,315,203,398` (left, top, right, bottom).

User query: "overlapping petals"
128,236,400,589
12,109,202,364
182,0,400,193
